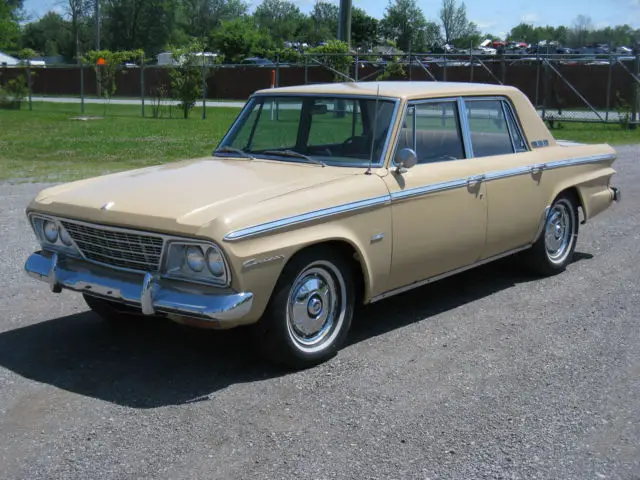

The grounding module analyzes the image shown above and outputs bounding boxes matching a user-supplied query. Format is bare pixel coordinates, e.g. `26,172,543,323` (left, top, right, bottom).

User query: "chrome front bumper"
25,251,253,323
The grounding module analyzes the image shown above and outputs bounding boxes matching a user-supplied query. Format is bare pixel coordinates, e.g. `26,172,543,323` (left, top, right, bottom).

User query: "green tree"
20,12,74,59
380,0,430,52
102,0,179,56
439,0,476,45
210,17,273,63
253,0,306,43
453,23,481,49
307,39,352,81
351,7,379,49
570,14,593,47
0,0,23,51
83,49,143,109
182,0,248,38
507,23,538,44
65,0,92,60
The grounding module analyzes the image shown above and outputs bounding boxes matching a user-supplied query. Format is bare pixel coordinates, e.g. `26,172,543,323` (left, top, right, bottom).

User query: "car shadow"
0,252,592,408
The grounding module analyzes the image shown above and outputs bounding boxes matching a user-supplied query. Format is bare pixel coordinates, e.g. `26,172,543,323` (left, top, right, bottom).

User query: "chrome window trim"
501,100,519,153
457,97,474,158
223,195,391,242
462,96,515,157
217,94,401,170
27,213,232,287
502,99,530,152
390,97,469,168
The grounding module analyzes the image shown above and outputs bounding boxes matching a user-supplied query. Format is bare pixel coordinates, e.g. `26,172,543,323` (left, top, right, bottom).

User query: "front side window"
464,99,515,158
397,100,465,164
218,95,397,167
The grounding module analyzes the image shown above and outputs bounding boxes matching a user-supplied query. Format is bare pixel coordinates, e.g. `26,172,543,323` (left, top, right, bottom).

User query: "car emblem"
101,201,115,211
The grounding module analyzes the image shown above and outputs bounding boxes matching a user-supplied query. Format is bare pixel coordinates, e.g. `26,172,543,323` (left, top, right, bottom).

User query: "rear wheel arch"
548,185,586,225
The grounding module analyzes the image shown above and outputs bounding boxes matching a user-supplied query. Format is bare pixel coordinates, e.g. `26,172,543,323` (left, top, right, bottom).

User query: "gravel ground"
1,147,639,480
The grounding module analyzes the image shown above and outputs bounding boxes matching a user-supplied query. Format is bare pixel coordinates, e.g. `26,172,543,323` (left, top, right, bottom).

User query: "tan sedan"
24,81,621,368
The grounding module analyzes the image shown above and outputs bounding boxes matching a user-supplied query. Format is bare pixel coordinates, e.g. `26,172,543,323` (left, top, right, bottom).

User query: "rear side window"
503,102,528,152
464,99,514,157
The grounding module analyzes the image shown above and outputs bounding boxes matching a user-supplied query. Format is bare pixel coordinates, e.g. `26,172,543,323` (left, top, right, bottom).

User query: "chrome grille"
61,221,164,272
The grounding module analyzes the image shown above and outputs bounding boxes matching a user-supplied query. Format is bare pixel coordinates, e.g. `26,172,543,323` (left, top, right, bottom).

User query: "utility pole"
337,0,352,46
95,0,100,50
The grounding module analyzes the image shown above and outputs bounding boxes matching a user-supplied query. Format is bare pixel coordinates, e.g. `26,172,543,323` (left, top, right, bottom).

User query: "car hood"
28,157,358,235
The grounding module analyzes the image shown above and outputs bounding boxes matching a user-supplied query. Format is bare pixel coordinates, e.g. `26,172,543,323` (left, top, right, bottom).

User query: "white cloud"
520,13,539,24
475,20,498,31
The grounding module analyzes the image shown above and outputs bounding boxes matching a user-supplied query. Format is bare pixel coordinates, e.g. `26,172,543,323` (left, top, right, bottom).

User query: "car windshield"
216,95,398,167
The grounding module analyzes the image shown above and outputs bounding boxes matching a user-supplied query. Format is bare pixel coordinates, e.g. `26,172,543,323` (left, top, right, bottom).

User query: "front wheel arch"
282,240,366,306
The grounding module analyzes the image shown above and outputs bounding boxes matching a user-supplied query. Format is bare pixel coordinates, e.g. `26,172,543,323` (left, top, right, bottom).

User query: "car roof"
254,81,518,100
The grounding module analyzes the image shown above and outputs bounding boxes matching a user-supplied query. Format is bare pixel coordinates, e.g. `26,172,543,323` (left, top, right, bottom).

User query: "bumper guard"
25,251,253,323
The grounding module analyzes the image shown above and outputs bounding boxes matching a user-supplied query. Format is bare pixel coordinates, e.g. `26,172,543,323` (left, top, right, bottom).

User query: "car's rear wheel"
252,246,355,369
525,192,579,276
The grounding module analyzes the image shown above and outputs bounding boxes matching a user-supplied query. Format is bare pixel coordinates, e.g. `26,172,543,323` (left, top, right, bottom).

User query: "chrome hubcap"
545,201,573,262
286,262,346,352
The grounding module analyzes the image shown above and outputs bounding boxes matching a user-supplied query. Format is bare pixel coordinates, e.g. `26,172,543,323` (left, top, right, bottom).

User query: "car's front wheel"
252,246,355,369
525,192,579,276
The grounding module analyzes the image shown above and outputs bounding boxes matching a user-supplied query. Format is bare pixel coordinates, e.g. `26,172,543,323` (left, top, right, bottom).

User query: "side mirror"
395,148,418,173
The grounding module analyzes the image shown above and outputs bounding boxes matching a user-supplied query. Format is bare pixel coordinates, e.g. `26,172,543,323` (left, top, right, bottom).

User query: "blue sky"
22,0,640,39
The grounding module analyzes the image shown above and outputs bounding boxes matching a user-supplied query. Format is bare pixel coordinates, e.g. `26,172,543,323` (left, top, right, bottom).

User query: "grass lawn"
1,101,639,183
0,102,241,182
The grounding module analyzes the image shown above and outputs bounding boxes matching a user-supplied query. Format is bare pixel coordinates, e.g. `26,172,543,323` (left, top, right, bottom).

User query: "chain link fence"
2,52,639,125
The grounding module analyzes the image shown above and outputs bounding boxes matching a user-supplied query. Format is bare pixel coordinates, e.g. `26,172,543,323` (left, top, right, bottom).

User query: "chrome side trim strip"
390,179,467,201
369,245,531,303
224,195,391,242
544,153,616,170
484,165,531,181
224,153,615,242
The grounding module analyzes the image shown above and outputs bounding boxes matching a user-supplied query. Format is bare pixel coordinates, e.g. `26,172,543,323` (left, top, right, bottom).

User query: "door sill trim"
369,244,532,303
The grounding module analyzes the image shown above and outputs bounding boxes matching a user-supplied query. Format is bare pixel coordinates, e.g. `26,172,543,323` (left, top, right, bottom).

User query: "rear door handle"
467,174,485,187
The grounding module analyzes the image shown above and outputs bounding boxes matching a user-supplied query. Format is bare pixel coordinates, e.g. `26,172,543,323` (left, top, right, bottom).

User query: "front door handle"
530,164,546,175
467,174,485,187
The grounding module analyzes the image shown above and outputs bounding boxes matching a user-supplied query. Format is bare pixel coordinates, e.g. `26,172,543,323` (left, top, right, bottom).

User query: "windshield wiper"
213,146,254,159
261,149,326,167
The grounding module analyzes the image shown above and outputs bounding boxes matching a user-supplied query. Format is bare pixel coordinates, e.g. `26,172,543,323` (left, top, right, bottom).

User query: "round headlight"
185,246,205,272
43,221,58,243
59,228,73,246
206,248,225,277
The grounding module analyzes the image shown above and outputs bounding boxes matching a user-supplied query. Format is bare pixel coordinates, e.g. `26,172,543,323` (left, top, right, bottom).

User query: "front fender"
218,205,393,322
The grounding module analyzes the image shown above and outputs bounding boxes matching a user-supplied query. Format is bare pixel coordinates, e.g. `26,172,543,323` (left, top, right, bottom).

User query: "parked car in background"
241,57,277,66
24,81,620,369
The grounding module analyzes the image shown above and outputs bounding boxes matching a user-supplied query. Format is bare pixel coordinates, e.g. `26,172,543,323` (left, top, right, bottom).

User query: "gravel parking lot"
1,146,639,480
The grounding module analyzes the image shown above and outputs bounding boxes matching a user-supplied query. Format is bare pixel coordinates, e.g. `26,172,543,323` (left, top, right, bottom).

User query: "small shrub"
377,60,406,80
307,40,353,82
150,84,170,119
0,76,28,109
168,42,206,119
615,90,632,129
